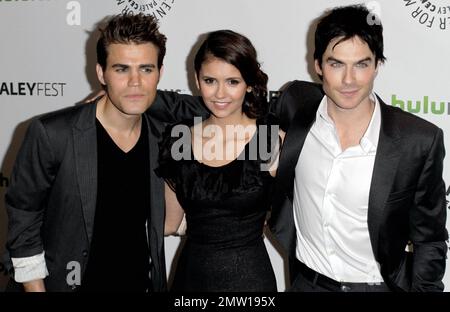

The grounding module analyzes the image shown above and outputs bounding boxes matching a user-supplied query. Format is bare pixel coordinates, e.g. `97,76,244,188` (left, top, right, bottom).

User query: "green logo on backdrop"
391,94,450,115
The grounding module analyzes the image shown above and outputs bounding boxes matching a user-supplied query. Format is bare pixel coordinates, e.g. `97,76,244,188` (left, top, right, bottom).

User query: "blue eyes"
329,62,369,68
356,63,369,68
330,62,343,68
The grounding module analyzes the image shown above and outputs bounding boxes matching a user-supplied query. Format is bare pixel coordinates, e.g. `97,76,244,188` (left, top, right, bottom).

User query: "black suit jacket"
269,81,448,292
4,91,208,291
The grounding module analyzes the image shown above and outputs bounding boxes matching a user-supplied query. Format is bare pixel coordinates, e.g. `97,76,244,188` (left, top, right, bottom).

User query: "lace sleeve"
154,122,192,191
258,114,283,174
264,129,284,174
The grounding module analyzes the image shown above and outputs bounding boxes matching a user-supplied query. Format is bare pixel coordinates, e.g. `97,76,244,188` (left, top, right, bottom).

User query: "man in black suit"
4,13,205,292
269,5,447,292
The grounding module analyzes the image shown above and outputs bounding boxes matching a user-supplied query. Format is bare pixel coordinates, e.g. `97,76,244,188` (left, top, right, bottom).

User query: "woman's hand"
84,90,106,103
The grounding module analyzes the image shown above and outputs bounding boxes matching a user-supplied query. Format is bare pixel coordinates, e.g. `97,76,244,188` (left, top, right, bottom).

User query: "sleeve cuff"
11,252,49,283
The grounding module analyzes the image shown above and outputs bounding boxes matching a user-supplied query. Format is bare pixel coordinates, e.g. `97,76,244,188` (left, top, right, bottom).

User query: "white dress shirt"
293,94,384,283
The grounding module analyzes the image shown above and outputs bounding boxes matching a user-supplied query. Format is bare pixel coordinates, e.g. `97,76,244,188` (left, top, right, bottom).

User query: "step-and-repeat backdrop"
0,0,449,291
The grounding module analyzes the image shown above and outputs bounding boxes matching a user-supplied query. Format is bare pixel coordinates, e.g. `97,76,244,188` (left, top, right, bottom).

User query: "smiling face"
196,56,250,121
315,36,379,114
96,42,162,118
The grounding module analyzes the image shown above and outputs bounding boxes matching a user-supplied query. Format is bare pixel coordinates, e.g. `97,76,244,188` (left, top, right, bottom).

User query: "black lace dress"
157,122,277,292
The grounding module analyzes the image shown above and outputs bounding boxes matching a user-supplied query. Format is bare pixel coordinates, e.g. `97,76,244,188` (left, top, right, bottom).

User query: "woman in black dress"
157,30,282,292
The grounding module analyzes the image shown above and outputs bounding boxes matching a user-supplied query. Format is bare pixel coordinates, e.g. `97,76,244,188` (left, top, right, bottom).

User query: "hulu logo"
392,95,450,115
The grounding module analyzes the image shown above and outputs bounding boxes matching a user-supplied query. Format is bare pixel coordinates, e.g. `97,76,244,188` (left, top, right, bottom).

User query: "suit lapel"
145,114,164,240
145,114,166,285
73,103,98,244
277,99,320,201
271,84,323,257
368,98,402,259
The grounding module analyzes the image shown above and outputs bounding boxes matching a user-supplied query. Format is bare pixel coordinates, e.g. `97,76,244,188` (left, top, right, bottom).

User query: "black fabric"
80,118,151,292
269,80,448,292
289,259,391,292
157,120,277,292
4,92,208,292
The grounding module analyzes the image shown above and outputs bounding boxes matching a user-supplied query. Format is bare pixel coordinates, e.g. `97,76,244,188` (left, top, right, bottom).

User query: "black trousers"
290,259,391,292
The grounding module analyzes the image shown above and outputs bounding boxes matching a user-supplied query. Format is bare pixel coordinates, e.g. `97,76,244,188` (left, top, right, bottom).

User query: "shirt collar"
316,93,381,154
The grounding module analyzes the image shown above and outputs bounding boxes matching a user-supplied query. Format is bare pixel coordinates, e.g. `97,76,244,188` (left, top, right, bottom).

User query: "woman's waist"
185,231,265,248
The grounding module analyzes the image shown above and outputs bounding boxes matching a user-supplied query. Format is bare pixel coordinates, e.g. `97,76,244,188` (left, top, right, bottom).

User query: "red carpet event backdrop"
0,0,449,291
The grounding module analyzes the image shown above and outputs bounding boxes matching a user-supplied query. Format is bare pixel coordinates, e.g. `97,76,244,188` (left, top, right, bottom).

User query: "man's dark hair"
314,4,386,66
96,13,167,70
